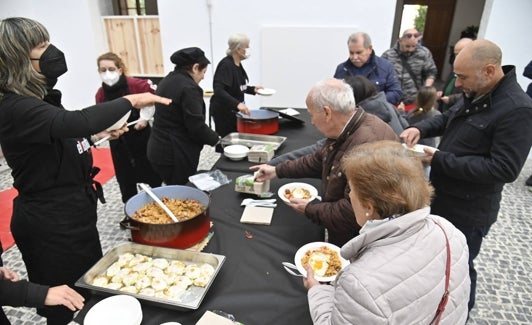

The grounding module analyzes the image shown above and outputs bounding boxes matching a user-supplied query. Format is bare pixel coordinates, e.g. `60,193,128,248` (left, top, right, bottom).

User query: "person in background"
1,240,85,325
401,39,532,313
304,140,470,324
382,28,438,111
333,32,402,105
210,33,262,140
252,79,398,246
0,17,171,324
407,85,441,147
437,37,474,113
147,47,220,185
95,52,162,203
345,75,408,136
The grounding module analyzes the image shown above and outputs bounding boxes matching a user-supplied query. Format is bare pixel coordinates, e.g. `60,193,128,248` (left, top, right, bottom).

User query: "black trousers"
455,224,491,312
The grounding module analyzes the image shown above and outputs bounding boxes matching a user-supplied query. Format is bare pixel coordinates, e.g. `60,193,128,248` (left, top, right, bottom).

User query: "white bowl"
278,182,318,203
224,144,249,161
106,111,131,131
84,295,142,325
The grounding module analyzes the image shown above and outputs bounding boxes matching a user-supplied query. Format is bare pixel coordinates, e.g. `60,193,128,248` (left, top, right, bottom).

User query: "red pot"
236,110,279,134
121,185,211,249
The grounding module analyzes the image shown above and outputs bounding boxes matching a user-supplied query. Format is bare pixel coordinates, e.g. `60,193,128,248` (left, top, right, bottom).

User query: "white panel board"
260,26,357,108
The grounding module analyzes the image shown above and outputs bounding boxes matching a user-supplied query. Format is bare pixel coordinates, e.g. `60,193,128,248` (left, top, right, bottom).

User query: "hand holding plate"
303,264,320,290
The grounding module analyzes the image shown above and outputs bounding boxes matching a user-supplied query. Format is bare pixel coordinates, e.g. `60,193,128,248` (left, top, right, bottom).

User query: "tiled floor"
1,146,531,324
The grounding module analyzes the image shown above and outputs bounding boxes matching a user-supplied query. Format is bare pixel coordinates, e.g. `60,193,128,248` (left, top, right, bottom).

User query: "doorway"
396,0,457,79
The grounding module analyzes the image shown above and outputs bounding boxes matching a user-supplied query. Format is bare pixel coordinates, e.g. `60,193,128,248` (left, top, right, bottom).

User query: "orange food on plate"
284,187,312,200
300,246,342,277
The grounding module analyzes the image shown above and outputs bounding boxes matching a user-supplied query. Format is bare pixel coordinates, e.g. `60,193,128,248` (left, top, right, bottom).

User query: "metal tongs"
138,183,179,223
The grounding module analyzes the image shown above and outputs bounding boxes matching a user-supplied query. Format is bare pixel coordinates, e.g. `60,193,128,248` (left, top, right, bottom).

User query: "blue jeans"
455,224,491,312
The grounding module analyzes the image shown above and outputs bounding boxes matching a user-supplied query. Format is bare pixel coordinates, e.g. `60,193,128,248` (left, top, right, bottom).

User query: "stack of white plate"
84,295,142,325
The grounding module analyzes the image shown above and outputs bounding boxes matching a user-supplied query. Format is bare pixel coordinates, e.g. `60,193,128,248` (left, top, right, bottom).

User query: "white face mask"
244,48,251,59
100,70,120,86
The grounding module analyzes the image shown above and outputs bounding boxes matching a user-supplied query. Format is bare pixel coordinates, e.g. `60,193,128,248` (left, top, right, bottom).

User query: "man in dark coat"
401,39,532,313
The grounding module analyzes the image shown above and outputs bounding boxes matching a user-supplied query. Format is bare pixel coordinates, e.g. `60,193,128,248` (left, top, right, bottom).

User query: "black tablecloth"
214,108,323,173
75,172,325,325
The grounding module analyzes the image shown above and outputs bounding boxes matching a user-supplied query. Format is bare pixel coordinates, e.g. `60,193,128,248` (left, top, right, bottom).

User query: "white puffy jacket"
308,207,470,324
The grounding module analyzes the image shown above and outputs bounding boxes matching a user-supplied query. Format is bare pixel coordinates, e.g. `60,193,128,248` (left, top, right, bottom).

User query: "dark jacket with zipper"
412,66,532,227
334,51,402,105
275,109,399,246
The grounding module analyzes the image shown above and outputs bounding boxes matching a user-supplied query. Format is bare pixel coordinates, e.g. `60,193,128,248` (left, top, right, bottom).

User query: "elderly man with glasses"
382,28,437,111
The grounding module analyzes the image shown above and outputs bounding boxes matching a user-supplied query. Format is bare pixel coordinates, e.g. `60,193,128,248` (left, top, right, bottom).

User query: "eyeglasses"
404,33,421,39
98,67,118,73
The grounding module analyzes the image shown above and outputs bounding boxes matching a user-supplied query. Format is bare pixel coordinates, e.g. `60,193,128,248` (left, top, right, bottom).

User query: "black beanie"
170,47,210,67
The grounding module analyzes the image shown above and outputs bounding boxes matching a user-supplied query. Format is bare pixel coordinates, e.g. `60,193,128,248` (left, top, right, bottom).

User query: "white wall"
2,0,531,109
158,0,397,108
0,0,107,110
480,0,532,90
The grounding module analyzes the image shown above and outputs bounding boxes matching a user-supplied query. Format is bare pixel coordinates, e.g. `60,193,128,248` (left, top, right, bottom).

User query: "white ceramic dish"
257,88,276,96
106,111,131,131
294,242,349,282
224,144,250,161
402,143,436,157
84,294,142,325
278,182,318,203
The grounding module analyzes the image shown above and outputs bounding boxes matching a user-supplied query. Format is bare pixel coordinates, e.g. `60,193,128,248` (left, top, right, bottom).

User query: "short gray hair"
226,33,250,56
347,32,372,49
0,17,49,98
308,79,355,114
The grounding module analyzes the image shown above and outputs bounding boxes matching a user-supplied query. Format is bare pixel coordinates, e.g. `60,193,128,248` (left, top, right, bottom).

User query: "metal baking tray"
75,242,225,311
220,132,286,150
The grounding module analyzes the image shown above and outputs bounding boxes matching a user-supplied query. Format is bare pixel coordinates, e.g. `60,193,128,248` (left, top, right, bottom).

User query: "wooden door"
403,0,456,78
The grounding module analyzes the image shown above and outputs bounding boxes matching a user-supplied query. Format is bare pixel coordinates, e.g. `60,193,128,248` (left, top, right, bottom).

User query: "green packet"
235,174,255,187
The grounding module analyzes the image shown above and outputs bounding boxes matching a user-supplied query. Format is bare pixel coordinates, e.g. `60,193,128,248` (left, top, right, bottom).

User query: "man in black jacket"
401,39,532,313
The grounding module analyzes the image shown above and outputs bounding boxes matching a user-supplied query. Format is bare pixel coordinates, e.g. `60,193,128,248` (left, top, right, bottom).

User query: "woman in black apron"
0,17,170,324
210,33,262,141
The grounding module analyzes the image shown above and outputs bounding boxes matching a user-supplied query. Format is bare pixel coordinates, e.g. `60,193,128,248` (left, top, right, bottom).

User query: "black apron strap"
89,166,106,204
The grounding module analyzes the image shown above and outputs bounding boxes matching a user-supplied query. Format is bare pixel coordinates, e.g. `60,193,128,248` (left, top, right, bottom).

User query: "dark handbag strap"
400,55,420,89
431,220,451,325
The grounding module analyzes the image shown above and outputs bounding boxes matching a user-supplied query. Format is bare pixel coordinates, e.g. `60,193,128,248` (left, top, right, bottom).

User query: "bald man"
437,37,474,112
382,28,438,106
401,39,532,313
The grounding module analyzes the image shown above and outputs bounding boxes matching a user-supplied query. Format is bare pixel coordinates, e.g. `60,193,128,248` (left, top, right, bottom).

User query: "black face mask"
34,44,68,79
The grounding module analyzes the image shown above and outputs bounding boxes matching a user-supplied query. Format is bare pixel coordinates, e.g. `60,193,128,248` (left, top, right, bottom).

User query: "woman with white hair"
210,33,262,140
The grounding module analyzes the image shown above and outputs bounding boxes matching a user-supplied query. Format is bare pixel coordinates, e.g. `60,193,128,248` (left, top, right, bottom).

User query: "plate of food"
294,242,349,282
278,182,318,203
257,88,276,96
402,143,436,157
